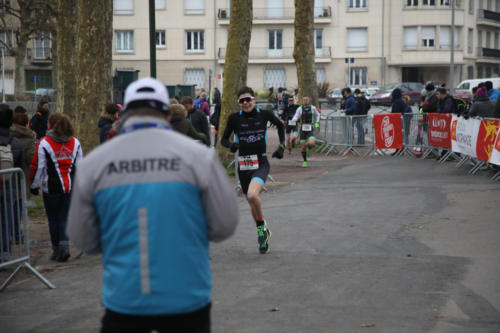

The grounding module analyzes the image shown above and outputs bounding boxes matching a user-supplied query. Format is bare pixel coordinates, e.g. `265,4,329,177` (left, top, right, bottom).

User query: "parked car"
327,88,343,104
451,88,473,105
369,82,424,106
35,88,57,101
456,77,500,93
361,87,379,98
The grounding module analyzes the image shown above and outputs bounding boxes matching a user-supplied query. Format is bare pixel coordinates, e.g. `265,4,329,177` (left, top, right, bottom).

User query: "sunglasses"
238,97,254,104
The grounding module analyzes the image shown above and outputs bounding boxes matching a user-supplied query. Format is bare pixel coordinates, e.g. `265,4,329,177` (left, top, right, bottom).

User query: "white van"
457,78,500,92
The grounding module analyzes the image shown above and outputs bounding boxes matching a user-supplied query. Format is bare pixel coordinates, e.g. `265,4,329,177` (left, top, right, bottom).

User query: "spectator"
98,104,120,144
14,106,27,114
0,104,24,261
30,113,83,262
10,113,36,198
484,81,500,104
354,89,369,145
469,86,495,118
169,104,208,145
391,88,411,114
213,87,221,110
495,96,500,119
421,81,439,113
67,77,238,332
30,99,50,140
340,87,356,115
267,87,276,104
436,87,455,114
181,96,210,146
198,93,210,116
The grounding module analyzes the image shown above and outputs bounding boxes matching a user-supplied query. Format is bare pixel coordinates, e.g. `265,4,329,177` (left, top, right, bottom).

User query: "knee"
246,191,259,204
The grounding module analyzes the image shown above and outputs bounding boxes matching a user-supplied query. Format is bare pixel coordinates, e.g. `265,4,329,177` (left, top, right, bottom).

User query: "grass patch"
225,164,236,177
28,195,46,218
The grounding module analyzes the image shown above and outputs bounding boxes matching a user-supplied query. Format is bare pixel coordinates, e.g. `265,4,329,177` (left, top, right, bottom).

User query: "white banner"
451,115,480,158
489,131,500,166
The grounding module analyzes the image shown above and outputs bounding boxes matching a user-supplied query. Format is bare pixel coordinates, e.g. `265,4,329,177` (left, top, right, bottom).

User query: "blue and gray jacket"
66,115,238,316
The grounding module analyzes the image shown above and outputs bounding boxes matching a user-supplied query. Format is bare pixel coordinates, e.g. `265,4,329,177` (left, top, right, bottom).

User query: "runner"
291,96,321,168
221,86,285,254
280,96,299,154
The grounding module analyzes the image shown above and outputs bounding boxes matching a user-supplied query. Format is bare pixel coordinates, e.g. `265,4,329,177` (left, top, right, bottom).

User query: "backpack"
0,137,14,184
193,98,203,112
452,96,467,115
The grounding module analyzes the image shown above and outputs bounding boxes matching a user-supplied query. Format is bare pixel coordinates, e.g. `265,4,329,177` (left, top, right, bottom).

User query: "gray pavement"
1,156,499,332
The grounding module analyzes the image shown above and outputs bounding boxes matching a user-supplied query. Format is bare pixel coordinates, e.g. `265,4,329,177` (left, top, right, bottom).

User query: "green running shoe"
302,161,308,168
257,220,271,254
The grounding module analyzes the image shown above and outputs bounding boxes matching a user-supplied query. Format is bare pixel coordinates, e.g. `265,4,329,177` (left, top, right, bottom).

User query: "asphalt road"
1,157,499,333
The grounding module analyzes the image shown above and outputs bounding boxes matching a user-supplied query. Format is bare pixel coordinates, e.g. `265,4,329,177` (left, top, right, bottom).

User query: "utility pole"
1,48,4,103
149,0,157,78
381,0,385,87
449,0,455,90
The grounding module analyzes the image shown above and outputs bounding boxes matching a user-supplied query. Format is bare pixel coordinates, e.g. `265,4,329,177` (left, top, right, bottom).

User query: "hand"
340,109,345,113
230,143,239,153
30,188,39,196
315,122,320,128
272,145,285,159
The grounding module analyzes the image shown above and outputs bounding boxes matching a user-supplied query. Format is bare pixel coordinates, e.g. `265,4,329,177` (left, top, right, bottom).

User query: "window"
439,27,454,48
477,65,483,77
349,67,367,86
156,30,166,48
185,0,204,14
115,30,134,52
155,0,166,9
469,0,474,13
478,30,483,48
347,28,368,51
268,29,283,57
421,26,435,47
467,65,473,79
497,0,500,11
0,30,13,50
495,32,499,49
404,27,418,49
314,0,324,16
34,31,51,59
315,29,323,56
267,0,283,18
486,66,492,77
486,31,491,48
423,0,435,5
264,68,286,88
114,0,133,14
405,0,418,7
348,0,367,8
316,67,326,84
185,69,205,88
186,30,204,52
468,28,473,53
0,0,11,11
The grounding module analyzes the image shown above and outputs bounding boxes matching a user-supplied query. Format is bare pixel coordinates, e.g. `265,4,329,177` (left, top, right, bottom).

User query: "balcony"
477,9,500,27
217,47,331,64
27,47,52,64
217,7,332,25
477,47,500,63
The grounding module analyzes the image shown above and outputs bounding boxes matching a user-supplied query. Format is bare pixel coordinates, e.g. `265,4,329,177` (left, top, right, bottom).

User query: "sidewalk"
1,129,499,332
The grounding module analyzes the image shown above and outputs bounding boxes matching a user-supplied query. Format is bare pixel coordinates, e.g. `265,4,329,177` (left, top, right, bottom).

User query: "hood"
99,110,116,123
10,123,35,139
392,88,402,100
47,129,70,143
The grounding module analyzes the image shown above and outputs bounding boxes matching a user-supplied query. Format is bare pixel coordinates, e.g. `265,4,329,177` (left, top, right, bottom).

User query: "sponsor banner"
427,113,452,149
373,113,403,150
451,115,480,157
476,119,500,162
489,130,500,166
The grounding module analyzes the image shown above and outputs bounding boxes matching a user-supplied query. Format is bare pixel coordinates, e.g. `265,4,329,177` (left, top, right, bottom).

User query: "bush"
256,90,271,100
317,81,331,98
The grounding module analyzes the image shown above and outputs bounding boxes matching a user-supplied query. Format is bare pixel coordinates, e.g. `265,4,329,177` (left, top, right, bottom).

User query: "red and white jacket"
30,135,83,194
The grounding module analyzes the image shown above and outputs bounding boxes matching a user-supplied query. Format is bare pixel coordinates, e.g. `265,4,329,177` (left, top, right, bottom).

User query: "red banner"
427,113,452,149
373,113,403,149
476,119,500,162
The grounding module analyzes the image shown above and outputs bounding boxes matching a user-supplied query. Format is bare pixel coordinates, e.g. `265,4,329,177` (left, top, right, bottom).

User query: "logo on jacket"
381,116,394,147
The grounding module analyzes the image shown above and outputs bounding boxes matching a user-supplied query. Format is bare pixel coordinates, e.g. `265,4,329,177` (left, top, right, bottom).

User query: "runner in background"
280,96,299,154
291,96,321,168
221,86,285,254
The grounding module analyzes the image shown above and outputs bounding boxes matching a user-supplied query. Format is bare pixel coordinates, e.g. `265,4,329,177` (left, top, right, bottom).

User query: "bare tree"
55,0,77,116
293,0,318,106
75,0,112,152
0,0,54,96
217,0,253,162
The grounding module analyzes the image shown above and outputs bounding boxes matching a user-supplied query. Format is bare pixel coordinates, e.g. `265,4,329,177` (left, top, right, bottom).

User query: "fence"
0,168,54,291
314,113,500,182
4,101,57,117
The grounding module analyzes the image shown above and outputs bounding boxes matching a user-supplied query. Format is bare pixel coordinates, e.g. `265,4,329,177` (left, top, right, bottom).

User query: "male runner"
280,96,299,154
291,96,321,168
221,86,285,254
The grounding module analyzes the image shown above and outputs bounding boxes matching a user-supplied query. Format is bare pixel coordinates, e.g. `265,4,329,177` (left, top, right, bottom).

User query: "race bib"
239,154,259,170
288,120,296,126
302,124,312,131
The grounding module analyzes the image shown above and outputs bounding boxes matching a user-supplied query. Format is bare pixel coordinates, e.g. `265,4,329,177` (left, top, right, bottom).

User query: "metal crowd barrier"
0,168,54,291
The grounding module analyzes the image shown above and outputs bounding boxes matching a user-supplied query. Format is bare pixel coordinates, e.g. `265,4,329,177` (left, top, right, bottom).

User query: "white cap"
123,77,170,113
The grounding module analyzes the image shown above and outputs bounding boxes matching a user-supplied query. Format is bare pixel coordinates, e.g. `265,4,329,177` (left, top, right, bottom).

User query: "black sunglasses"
238,97,254,104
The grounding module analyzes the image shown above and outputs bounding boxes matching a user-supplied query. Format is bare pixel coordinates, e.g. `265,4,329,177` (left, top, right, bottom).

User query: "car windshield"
453,89,470,94
379,83,400,92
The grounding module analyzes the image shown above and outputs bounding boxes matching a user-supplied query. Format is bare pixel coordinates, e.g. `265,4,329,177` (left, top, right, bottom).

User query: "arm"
202,151,239,242
312,106,321,123
265,110,285,145
30,140,44,188
187,122,208,144
345,98,357,115
220,114,235,149
291,107,302,123
199,115,211,146
66,161,102,253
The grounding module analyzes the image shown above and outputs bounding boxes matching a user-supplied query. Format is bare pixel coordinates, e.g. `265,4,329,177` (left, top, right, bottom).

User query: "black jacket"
422,91,439,113
469,95,495,118
30,109,49,140
0,127,24,170
438,95,455,114
391,89,411,114
188,109,210,146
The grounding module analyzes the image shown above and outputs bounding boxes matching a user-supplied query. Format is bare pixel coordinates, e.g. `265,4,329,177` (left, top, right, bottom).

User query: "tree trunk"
75,0,113,153
13,42,27,97
56,0,78,117
293,0,318,106
216,0,252,164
